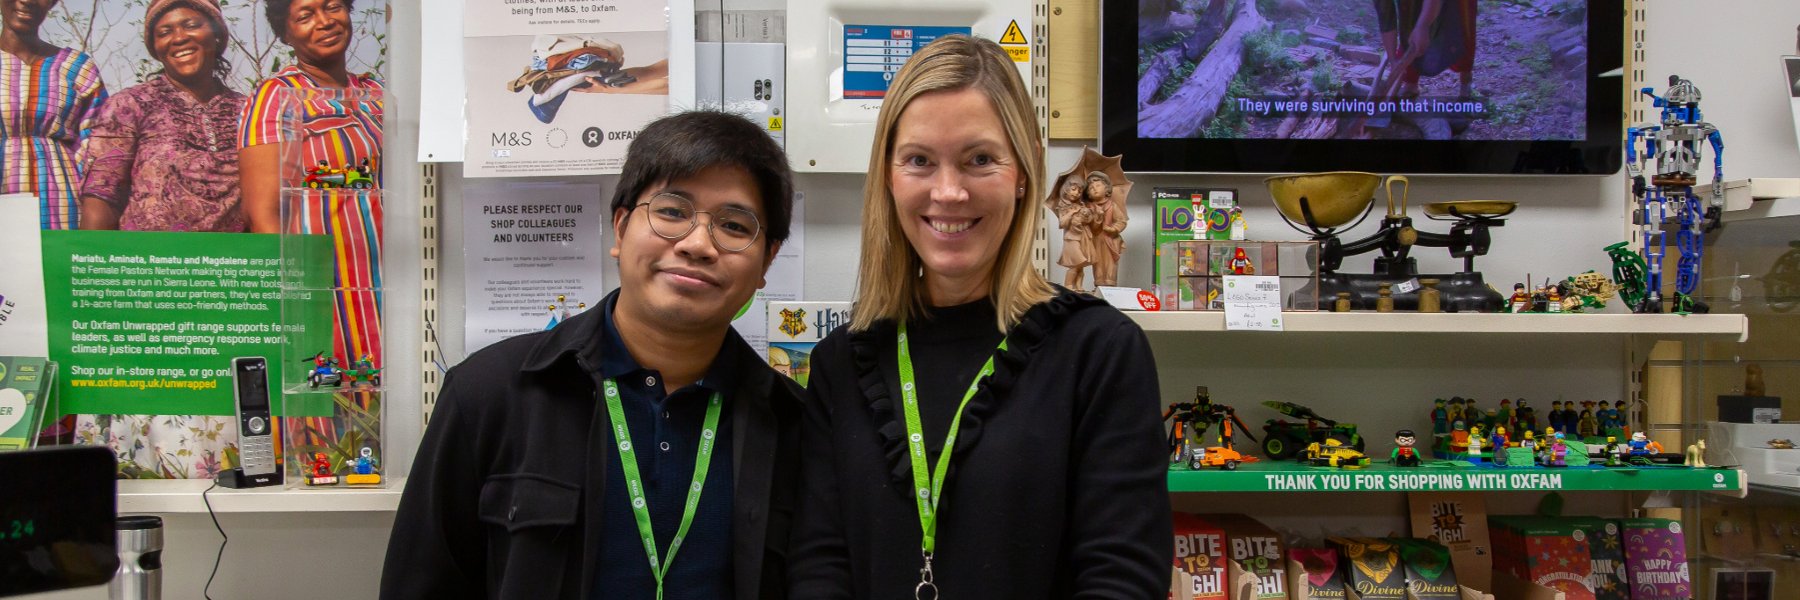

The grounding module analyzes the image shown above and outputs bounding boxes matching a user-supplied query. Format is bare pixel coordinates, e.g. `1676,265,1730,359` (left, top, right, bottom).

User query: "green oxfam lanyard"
601,378,723,600
896,322,1007,600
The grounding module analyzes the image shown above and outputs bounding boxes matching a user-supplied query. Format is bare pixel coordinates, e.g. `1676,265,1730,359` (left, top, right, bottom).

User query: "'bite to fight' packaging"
1387,537,1461,599
1287,547,1348,599
1621,518,1692,600
1326,536,1406,600
1173,513,1230,600
1489,516,1597,600
1207,514,1287,600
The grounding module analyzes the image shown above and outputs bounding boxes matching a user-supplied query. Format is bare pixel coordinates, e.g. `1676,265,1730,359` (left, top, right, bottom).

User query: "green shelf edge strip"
1166,461,1741,493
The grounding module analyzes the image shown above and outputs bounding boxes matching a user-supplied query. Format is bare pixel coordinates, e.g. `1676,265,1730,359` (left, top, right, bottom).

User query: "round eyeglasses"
635,193,764,253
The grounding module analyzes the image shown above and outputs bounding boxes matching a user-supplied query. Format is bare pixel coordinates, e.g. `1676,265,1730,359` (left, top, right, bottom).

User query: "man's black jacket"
379,305,803,599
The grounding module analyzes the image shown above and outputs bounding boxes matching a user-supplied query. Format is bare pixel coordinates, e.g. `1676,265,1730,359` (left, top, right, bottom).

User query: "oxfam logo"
911,433,924,443
619,441,632,452
902,382,915,392
633,498,646,509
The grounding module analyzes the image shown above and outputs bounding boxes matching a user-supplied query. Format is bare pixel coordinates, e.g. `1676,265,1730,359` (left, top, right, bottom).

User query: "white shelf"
1697,178,1800,214
1722,195,1800,223
1127,311,1748,341
117,477,404,513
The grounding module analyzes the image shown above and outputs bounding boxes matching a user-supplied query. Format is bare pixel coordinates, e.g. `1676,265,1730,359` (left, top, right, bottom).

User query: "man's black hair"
265,0,355,42
610,111,794,249
1396,429,1416,438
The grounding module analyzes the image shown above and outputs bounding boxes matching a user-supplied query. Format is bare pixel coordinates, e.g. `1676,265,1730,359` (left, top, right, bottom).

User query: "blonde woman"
788,35,1171,599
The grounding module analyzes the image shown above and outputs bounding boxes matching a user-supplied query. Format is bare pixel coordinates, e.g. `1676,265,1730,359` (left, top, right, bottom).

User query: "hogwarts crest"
778,308,808,339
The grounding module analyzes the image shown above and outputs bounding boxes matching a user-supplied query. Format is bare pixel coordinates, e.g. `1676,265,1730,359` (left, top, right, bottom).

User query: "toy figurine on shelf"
1448,421,1469,456
1466,425,1485,464
1495,399,1514,432
344,447,381,485
1562,271,1620,312
1559,402,1579,434
1507,283,1530,313
1489,426,1510,466
1162,386,1259,470
1577,407,1599,438
1627,432,1662,457
1047,147,1132,291
1391,430,1423,467
1515,399,1538,433
345,354,381,388
1260,401,1364,460
1603,437,1626,467
1684,440,1708,467
1431,399,1450,436
304,452,338,486
304,352,345,388
1604,242,1651,310
1541,432,1569,467
1625,75,1725,314
303,159,375,190
1548,401,1566,433
1229,247,1255,275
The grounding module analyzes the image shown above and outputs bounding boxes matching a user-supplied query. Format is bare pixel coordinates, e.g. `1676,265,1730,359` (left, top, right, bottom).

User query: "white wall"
44,3,1800,600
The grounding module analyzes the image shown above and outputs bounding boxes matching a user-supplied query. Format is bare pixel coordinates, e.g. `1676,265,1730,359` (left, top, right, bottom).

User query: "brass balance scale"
1265,172,1516,312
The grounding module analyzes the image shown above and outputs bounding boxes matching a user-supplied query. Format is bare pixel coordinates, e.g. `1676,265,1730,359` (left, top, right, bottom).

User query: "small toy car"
1190,446,1258,471
1304,438,1371,469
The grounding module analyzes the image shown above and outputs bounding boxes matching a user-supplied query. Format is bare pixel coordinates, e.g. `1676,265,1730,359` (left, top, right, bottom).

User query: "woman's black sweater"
789,290,1174,599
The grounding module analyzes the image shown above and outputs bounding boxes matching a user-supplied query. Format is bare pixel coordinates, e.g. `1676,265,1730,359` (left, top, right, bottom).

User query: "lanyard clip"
915,551,938,600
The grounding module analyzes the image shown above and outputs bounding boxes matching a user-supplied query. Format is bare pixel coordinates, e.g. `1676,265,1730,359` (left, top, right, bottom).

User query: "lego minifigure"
1496,399,1515,432
1431,399,1449,436
1627,432,1663,457
1549,401,1566,433
1229,247,1254,275
1544,433,1569,467
1467,424,1485,464
304,452,338,486
1489,426,1510,466
344,446,381,485
1509,283,1530,313
1516,400,1537,432
1559,403,1579,434
1577,409,1598,438
1449,421,1469,455
1392,430,1422,467
1604,436,1625,467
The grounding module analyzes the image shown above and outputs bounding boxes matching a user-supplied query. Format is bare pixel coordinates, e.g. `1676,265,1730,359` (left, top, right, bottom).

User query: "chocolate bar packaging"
1174,513,1230,600
1208,514,1287,600
1288,547,1349,599
1388,537,1461,600
1326,536,1406,600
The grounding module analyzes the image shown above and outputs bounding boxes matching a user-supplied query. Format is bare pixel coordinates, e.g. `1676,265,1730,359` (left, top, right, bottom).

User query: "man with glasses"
382,112,801,600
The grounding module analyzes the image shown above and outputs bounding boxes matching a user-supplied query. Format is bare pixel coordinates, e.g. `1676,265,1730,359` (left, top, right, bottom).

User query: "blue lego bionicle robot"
1625,75,1724,314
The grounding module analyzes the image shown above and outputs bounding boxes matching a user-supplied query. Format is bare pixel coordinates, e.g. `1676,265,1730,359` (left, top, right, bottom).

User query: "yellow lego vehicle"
1304,438,1371,469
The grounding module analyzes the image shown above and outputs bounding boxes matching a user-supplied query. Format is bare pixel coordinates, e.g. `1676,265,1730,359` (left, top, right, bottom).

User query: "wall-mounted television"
1102,0,1623,174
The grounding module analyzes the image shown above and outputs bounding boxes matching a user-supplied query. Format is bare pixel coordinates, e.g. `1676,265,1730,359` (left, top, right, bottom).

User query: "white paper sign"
1096,286,1159,311
1219,276,1282,305
1224,303,1283,331
462,0,690,177
1786,56,1800,160
0,194,48,356
1394,278,1421,295
462,181,606,352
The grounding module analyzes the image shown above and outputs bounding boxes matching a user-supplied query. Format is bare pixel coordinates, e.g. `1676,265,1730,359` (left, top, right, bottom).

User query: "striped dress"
1,47,107,230
240,67,384,453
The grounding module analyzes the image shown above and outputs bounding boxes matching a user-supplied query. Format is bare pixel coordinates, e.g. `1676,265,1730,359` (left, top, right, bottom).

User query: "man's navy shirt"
594,294,735,600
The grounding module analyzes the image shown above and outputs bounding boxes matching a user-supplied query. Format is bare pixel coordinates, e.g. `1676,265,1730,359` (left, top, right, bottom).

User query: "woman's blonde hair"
850,34,1055,333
